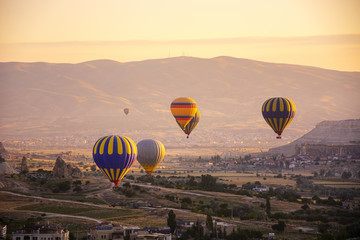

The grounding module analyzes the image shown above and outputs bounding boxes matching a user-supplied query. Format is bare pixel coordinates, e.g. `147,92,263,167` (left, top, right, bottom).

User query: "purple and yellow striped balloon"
262,97,296,139
93,135,137,186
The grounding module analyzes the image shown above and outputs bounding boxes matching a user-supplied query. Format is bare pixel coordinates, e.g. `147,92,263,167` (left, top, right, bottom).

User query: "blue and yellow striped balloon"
262,97,296,139
93,135,137,186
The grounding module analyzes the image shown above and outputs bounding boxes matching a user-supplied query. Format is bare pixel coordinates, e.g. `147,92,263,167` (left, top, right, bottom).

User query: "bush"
72,180,82,185
47,180,71,192
272,221,286,232
341,171,352,179
73,185,82,193
57,181,71,192
318,223,329,234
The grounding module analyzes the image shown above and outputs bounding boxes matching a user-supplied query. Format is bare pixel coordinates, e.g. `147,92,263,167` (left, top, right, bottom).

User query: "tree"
318,223,329,234
73,180,82,185
272,220,286,232
73,185,82,193
312,195,321,202
181,197,192,205
206,214,213,234
187,176,197,186
301,204,309,210
266,197,271,216
167,210,177,234
200,174,217,189
341,171,352,179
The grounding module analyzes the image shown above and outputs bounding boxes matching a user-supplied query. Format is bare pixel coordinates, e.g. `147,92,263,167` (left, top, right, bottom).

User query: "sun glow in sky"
0,0,359,70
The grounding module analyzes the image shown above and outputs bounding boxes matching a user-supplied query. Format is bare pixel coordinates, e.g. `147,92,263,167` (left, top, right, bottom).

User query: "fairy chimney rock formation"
20,156,29,173
52,156,83,179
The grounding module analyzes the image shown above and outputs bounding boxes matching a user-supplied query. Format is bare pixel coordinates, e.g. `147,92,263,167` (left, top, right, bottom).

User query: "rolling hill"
1,56,359,147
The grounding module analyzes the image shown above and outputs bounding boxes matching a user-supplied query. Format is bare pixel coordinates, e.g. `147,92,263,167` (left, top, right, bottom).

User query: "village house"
89,223,171,240
342,199,360,210
12,223,69,240
89,223,139,240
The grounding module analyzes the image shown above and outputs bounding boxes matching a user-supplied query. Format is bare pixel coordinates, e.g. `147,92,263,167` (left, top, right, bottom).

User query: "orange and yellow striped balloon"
262,97,296,139
170,97,197,130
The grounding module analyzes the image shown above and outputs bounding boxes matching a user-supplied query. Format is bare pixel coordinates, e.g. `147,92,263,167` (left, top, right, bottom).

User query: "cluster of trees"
114,181,147,198
35,179,89,193
294,174,359,200
133,174,251,197
314,168,359,179
173,195,263,220
271,208,360,225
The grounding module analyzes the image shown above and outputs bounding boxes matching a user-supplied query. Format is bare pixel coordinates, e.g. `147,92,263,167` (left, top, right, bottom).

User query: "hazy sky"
1,0,359,71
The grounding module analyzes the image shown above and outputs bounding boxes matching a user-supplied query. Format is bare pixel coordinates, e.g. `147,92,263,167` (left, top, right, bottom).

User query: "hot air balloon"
93,135,137,186
177,110,200,138
170,97,197,134
124,108,130,115
137,139,165,175
262,97,296,139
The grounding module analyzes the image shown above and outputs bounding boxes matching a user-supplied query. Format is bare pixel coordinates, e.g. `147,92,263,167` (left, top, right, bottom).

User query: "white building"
12,223,69,240
135,232,171,240
89,223,140,240
252,187,269,192
1,225,6,239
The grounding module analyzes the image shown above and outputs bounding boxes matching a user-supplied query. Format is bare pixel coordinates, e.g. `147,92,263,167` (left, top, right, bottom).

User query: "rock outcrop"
52,156,83,179
20,156,29,173
0,142,7,154
268,119,360,156
0,155,17,174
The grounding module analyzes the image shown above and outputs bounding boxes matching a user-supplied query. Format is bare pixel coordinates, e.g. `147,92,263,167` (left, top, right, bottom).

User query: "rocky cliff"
0,155,17,174
0,142,7,154
52,156,83,179
268,119,360,156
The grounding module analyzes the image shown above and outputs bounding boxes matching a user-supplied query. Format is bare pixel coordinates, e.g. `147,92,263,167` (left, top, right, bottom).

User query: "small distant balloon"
93,135,137,186
137,139,165,175
262,97,296,139
124,108,130,115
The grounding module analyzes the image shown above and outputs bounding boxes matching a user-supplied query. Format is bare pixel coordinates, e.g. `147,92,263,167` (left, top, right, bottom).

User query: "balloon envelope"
137,139,165,175
124,108,130,115
170,97,197,131
93,135,137,186
262,97,296,138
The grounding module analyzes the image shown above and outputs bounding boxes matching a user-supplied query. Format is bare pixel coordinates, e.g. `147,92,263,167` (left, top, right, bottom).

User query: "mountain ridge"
1,56,359,148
